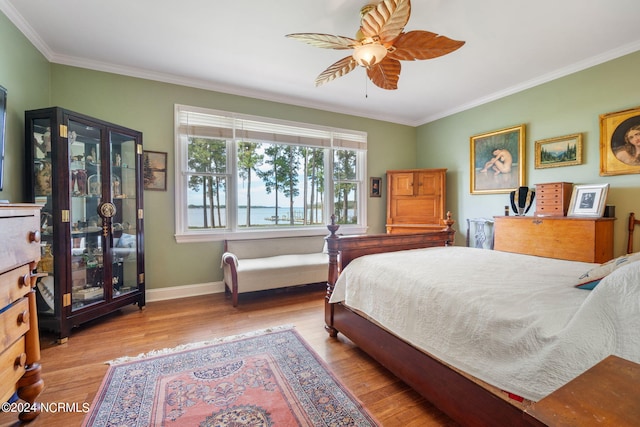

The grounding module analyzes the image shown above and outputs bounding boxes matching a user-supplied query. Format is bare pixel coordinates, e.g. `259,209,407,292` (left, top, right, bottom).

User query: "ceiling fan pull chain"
365,74,369,99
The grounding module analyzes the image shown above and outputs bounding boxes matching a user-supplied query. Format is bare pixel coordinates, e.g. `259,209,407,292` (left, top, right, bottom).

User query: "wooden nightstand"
525,355,640,426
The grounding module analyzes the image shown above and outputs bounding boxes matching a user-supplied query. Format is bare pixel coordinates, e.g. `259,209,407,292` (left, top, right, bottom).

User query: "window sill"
174,225,368,243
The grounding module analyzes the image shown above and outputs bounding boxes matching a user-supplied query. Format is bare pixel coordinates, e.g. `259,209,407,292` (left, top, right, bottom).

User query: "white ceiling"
3,0,640,126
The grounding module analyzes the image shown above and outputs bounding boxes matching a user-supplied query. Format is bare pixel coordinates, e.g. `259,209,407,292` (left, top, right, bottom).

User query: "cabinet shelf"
26,106,145,342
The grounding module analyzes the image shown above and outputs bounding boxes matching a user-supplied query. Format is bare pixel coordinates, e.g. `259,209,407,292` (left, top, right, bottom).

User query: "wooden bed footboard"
324,212,455,336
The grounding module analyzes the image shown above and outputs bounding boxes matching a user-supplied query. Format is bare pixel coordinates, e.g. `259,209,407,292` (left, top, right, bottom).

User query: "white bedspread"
330,246,640,401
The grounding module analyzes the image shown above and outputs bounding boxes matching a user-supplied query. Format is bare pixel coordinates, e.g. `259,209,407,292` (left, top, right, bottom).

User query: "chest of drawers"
534,182,573,217
0,204,44,422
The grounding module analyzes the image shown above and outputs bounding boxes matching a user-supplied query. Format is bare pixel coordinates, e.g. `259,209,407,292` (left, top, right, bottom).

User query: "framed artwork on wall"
599,106,640,176
143,150,167,191
470,124,525,194
567,183,609,217
0,85,6,191
369,177,381,197
535,133,583,169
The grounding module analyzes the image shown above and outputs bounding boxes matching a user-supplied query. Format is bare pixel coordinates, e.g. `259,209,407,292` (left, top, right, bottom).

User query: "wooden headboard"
628,212,640,254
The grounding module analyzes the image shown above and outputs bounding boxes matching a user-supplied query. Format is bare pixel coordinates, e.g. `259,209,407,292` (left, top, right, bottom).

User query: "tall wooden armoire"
386,168,447,234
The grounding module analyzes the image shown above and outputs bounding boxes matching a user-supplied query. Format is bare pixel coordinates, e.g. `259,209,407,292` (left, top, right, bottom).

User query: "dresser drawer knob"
20,273,31,288
17,311,29,326
15,353,27,368
29,230,41,243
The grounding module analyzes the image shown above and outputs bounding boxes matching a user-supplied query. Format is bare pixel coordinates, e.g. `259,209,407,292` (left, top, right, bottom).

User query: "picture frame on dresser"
534,133,583,169
567,183,609,217
599,105,640,176
470,124,525,194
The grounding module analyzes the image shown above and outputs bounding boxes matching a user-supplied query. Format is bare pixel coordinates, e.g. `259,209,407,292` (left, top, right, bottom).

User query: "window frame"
174,105,368,242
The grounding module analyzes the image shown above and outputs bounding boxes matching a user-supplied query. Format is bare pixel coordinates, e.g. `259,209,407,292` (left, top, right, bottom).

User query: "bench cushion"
225,236,325,259
222,235,329,301
234,253,328,293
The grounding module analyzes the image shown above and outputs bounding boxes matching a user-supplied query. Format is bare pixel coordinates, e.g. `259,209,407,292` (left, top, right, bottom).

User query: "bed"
324,212,640,426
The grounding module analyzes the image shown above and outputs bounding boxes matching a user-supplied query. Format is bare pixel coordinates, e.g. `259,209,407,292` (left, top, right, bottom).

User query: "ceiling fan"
286,0,465,90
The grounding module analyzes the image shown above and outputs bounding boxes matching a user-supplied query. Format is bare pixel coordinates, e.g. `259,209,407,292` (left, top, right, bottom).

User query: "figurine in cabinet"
35,161,52,195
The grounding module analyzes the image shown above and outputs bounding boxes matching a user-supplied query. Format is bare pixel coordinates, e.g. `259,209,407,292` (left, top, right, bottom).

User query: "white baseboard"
146,281,225,302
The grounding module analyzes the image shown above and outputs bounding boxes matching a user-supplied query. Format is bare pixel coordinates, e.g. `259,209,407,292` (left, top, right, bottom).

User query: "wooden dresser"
0,204,44,421
386,168,446,234
494,216,615,263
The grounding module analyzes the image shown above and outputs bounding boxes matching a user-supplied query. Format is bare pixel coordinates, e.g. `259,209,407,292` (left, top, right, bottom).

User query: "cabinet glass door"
32,117,55,315
69,119,106,310
110,131,138,297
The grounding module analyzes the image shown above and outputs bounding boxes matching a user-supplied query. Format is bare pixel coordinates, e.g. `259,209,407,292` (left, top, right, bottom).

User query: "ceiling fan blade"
388,31,465,61
360,0,411,45
315,56,358,86
366,57,401,90
286,33,359,50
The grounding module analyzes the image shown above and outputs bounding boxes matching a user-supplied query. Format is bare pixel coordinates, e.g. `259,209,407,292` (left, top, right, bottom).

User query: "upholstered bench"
221,235,328,306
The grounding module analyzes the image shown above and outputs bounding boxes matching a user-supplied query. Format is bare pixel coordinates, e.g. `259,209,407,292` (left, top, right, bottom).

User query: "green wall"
417,51,640,254
46,66,415,289
0,12,50,201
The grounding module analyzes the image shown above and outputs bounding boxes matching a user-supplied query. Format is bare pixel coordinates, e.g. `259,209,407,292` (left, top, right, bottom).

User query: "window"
174,105,367,242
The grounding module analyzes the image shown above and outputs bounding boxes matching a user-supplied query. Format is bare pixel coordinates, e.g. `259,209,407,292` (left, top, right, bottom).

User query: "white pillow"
576,252,640,290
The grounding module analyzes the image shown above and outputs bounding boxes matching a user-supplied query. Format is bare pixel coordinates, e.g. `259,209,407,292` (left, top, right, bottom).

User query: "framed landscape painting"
143,150,167,191
470,124,525,194
535,133,582,169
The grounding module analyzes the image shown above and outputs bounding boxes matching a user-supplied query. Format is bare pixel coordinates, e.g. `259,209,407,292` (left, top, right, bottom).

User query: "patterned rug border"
106,324,294,365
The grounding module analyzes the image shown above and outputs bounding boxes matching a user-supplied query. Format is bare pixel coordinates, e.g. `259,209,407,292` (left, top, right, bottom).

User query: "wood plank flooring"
1,285,458,426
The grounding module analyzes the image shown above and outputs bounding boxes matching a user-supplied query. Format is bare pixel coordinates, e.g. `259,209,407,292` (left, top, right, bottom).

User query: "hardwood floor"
1,285,458,427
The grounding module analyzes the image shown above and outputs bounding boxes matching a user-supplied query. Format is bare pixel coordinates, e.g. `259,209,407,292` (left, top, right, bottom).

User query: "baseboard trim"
146,281,225,302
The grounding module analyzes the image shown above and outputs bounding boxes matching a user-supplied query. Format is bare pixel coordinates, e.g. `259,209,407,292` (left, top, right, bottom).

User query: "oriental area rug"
82,326,378,426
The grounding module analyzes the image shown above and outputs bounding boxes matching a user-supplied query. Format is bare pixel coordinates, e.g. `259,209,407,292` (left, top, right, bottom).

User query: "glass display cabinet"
25,107,145,342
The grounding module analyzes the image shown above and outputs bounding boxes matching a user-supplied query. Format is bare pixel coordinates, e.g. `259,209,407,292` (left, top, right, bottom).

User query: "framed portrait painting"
600,106,640,176
143,150,167,191
470,124,525,194
369,177,381,197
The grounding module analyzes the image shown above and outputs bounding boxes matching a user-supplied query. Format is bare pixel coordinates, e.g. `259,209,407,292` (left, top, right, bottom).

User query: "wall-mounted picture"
599,106,640,176
0,85,6,191
143,150,167,191
470,124,525,194
535,133,582,169
567,183,609,217
369,177,381,197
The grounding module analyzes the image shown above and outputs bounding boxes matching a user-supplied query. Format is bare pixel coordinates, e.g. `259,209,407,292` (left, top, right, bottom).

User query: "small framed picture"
567,183,609,217
535,133,583,169
369,177,381,197
143,150,167,191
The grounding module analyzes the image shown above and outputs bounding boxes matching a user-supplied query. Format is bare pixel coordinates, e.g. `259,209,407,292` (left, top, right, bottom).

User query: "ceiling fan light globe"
352,43,387,67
